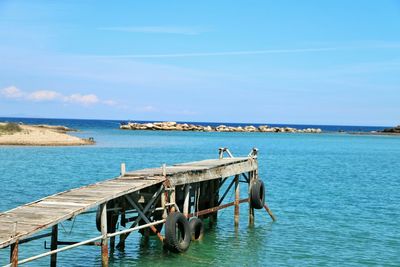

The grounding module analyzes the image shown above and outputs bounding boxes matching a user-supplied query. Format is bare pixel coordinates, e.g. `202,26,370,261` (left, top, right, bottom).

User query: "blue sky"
0,1,399,126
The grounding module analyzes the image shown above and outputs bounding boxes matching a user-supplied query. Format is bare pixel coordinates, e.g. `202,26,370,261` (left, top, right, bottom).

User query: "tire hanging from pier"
164,212,191,253
250,180,265,209
189,217,204,241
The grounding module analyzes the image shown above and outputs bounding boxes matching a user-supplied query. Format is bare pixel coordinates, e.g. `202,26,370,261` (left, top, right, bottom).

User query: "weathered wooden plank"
39,195,100,205
53,193,105,200
175,158,248,167
168,159,258,186
34,201,88,208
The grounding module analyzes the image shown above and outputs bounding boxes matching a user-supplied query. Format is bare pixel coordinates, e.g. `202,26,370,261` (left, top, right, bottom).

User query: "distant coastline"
119,121,400,136
0,117,391,134
0,122,94,146
120,121,323,133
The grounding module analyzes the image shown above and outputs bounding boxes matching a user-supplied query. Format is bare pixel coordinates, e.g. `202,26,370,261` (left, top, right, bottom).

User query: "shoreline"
0,122,94,146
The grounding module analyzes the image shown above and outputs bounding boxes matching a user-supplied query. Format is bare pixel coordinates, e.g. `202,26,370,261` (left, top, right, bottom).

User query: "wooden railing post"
234,175,240,227
100,203,108,267
120,163,126,176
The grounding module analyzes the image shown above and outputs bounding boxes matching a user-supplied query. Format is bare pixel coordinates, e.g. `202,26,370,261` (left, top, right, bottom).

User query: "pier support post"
10,240,18,267
183,184,190,216
248,171,255,225
170,187,176,212
161,188,167,219
209,180,218,226
234,175,240,227
109,217,117,253
100,203,109,267
10,222,18,267
50,224,58,267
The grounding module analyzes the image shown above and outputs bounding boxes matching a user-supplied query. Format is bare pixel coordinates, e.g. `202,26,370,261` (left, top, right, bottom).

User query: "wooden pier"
0,148,275,266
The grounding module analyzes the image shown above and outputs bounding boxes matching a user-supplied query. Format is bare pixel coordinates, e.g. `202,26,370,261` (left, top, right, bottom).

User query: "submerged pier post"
100,203,109,267
248,171,255,225
50,224,58,267
234,175,240,227
170,187,176,212
183,184,190,216
10,241,18,267
209,180,216,226
10,222,18,267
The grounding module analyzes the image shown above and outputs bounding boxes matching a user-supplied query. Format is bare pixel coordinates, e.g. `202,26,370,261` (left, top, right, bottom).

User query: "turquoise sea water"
0,119,399,266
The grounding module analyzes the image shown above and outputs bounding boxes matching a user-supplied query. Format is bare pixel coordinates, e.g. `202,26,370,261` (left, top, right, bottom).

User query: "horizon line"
0,115,390,128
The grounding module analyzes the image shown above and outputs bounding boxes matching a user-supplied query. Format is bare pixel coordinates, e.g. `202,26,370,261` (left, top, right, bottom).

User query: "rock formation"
381,126,400,134
120,121,322,133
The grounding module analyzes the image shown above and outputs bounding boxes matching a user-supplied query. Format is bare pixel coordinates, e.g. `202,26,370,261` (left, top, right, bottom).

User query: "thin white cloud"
65,93,99,105
98,26,203,35
102,99,117,106
27,90,62,101
1,86,25,98
93,47,339,59
1,86,116,106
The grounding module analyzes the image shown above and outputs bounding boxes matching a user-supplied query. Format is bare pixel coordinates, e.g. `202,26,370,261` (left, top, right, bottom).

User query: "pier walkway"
1,148,274,266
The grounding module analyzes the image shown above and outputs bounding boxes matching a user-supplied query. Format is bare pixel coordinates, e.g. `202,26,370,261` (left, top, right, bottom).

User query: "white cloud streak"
1,86,24,98
92,47,339,59
27,90,62,101
1,86,116,106
66,93,99,105
98,26,203,35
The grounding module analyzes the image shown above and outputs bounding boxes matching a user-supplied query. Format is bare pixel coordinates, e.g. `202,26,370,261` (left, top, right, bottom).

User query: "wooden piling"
234,175,240,227
170,187,176,212
161,188,167,219
109,216,117,253
213,179,220,222
248,171,255,225
50,224,58,267
10,222,18,267
10,240,18,267
183,184,190,216
100,203,108,267
209,180,216,226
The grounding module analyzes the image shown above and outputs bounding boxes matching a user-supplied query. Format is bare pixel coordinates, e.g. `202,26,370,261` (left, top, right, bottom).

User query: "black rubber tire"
189,217,204,241
164,212,191,253
96,201,118,233
250,180,265,209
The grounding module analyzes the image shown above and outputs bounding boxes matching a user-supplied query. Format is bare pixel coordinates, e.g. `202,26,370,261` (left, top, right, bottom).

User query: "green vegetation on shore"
0,123,22,135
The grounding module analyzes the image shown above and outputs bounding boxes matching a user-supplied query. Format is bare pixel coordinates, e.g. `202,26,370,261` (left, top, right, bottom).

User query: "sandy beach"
0,123,94,146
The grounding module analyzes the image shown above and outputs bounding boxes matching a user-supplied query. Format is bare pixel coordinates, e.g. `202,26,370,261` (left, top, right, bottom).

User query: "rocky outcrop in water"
120,121,322,133
381,125,400,134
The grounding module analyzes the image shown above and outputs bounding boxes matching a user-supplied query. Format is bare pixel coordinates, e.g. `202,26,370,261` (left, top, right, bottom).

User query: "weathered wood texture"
126,157,258,186
0,176,165,249
0,157,257,249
